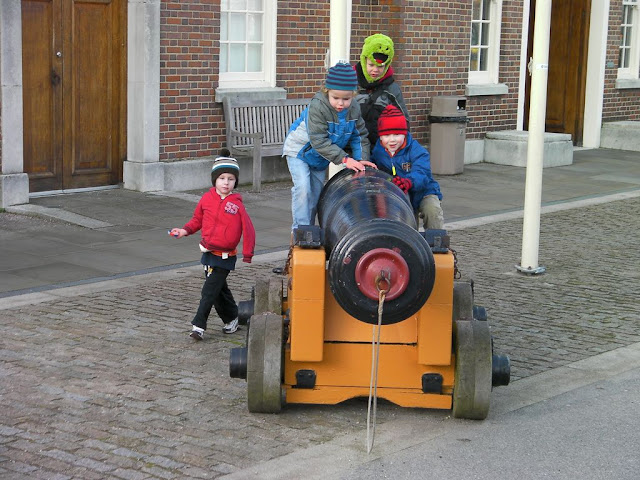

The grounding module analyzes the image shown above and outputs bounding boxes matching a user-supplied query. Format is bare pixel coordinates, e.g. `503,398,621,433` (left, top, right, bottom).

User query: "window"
468,0,503,85
618,0,640,80
219,0,276,89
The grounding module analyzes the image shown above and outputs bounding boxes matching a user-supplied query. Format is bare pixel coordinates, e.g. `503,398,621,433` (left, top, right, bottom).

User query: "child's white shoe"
222,318,238,334
190,325,204,340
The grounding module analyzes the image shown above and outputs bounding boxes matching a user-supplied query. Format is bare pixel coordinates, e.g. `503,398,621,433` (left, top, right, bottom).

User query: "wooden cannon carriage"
230,168,510,419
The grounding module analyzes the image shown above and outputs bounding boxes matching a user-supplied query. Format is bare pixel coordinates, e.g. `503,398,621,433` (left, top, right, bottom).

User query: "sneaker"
223,318,239,334
190,326,204,340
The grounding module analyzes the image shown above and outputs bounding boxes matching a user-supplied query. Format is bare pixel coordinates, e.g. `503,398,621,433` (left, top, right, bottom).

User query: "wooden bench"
222,97,310,192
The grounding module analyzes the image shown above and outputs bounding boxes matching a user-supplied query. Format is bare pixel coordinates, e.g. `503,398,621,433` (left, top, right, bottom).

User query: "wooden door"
525,0,591,145
22,0,126,192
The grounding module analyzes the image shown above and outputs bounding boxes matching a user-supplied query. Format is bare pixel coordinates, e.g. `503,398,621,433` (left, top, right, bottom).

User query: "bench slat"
223,97,310,192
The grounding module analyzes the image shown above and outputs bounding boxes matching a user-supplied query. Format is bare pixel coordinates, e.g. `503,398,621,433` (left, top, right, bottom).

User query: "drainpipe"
328,0,352,178
517,0,552,275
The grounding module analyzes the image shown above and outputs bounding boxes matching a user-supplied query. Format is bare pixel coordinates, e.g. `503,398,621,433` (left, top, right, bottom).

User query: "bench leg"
252,142,262,192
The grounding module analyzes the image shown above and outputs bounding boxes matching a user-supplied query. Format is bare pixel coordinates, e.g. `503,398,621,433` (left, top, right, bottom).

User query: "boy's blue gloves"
392,176,412,193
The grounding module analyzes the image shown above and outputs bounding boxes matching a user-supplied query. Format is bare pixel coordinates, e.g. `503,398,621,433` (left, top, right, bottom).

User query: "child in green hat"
355,33,410,146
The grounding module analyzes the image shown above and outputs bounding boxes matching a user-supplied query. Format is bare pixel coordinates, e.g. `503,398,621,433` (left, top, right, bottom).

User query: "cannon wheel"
247,313,284,413
452,280,474,321
452,318,492,420
253,277,283,316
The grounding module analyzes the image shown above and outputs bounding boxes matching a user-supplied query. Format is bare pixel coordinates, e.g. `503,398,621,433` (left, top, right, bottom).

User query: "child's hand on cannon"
343,157,378,172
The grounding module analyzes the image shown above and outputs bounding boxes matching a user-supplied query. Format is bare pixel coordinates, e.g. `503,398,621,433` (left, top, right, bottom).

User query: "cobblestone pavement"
451,197,640,380
1,197,639,478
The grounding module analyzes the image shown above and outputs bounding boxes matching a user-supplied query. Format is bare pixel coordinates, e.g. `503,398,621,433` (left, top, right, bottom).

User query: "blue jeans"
286,155,326,229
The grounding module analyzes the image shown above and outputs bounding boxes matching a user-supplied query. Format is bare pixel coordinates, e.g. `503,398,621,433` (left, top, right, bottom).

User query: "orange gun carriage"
230,169,510,420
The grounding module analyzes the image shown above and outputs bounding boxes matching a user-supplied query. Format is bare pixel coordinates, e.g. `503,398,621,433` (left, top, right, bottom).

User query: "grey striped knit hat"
211,149,239,185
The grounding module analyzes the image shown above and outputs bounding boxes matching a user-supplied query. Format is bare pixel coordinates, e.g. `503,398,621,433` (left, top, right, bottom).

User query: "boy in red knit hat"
371,105,444,230
169,149,255,339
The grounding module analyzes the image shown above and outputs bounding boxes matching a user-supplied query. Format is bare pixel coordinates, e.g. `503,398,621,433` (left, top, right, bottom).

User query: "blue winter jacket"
282,92,370,170
371,133,443,210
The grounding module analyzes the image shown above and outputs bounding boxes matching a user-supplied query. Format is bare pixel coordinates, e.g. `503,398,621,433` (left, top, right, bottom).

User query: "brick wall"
277,2,331,98
157,0,639,162
282,0,524,144
158,0,497,160
350,1,470,143
159,1,222,161
470,0,523,137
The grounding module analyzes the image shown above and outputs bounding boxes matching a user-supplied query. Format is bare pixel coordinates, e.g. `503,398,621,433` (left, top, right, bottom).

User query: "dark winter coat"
355,64,410,146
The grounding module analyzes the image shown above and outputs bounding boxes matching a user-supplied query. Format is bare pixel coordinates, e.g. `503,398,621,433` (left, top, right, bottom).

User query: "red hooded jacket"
183,189,255,262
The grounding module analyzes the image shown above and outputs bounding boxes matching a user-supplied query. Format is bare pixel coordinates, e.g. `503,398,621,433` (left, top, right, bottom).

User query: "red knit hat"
377,105,407,136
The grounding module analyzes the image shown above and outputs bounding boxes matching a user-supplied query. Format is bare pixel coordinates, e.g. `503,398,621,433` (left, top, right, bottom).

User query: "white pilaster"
0,0,29,206
124,0,163,191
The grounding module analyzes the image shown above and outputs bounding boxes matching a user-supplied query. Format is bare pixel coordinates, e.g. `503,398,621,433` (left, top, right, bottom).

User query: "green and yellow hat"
360,33,395,83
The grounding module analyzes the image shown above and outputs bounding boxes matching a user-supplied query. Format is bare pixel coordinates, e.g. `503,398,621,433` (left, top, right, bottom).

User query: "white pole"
329,0,350,65
328,0,352,178
517,0,552,275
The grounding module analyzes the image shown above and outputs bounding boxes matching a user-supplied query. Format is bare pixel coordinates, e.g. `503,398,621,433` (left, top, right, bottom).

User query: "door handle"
51,70,61,86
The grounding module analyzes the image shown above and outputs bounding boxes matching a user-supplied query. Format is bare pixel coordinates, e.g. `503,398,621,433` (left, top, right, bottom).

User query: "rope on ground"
366,287,386,454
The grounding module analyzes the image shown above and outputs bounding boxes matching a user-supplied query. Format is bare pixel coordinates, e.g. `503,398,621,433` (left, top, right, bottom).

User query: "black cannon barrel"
317,169,436,324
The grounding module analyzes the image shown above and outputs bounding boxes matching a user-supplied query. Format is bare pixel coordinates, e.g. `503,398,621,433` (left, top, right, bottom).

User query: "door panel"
64,0,117,187
22,0,125,192
22,0,63,191
545,0,590,143
525,0,591,145
545,1,572,132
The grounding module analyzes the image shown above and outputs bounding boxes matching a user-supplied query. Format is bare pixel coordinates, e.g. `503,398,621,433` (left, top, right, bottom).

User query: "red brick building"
1,0,638,206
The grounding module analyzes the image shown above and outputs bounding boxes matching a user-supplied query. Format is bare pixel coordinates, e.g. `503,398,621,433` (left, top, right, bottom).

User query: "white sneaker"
223,318,239,334
190,325,204,340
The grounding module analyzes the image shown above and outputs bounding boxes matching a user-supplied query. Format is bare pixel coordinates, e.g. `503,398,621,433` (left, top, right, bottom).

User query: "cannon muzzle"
316,169,436,324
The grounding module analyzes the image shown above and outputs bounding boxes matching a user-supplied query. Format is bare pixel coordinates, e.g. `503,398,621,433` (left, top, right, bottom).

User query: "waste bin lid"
431,96,467,117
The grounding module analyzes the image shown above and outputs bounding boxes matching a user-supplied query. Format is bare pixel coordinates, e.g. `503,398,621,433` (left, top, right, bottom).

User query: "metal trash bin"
429,96,468,175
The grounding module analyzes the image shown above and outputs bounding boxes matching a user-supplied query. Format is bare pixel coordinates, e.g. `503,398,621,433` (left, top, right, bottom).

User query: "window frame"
468,0,503,86
618,0,640,81
218,0,277,89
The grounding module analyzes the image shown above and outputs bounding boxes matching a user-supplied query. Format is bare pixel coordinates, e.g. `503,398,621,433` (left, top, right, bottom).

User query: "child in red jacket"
169,150,256,339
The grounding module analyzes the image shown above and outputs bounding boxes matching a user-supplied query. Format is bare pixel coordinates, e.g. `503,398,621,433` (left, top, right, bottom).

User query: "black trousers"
192,266,238,330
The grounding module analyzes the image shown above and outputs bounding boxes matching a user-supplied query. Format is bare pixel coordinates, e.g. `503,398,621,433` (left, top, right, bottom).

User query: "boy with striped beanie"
210,152,240,186
169,149,255,339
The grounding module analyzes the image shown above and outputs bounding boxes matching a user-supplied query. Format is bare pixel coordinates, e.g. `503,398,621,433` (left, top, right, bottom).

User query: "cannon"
229,168,510,419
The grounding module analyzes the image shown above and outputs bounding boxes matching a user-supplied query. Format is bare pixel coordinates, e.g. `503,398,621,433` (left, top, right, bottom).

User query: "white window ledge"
215,87,287,103
615,78,640,89
465,83,509,96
